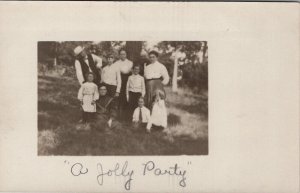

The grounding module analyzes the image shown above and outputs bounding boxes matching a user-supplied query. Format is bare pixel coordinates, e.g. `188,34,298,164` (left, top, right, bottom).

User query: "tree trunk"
172,56,178,92
125,41,142,64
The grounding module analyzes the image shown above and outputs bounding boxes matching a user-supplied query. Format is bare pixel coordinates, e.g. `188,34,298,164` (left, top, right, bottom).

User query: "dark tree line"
38,41,208,93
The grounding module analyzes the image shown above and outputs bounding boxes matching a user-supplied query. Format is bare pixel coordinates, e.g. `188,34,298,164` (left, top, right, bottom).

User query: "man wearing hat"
74,46,103,86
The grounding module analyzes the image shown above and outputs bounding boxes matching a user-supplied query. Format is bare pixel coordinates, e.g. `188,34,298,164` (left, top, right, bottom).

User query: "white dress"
78,82,99,112
149,99,167,128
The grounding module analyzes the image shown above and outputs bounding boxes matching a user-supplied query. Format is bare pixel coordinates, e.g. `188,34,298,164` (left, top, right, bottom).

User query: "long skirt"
145,79,165,109
119,73,130,121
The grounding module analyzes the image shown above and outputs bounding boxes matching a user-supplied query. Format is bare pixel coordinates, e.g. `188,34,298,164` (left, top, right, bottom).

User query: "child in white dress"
78,72,99,123
146,89,167,132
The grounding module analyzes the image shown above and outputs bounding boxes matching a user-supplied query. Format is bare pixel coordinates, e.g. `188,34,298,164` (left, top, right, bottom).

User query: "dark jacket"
78,54,101,85
95,95,118,120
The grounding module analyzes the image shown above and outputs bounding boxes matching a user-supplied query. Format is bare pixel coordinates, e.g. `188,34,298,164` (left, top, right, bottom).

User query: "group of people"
74,46,170,132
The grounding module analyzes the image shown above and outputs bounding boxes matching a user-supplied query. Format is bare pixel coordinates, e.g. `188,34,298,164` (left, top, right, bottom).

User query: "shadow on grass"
38,75,209,156
41,126,208,156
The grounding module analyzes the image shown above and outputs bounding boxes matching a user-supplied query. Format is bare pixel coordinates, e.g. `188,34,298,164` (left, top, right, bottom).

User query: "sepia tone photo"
38,41,208,155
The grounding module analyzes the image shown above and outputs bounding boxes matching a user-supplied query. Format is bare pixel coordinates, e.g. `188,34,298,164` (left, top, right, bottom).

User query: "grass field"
38,70,208,155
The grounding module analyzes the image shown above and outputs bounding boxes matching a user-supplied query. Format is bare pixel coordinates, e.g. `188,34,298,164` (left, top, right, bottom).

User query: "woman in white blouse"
144,50,170,108
113,49,133,121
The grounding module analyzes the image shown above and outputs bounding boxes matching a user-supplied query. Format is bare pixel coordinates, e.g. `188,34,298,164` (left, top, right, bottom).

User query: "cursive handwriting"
96,161,134,190
142,161,187,187
71,163,88,176
66,160,188,190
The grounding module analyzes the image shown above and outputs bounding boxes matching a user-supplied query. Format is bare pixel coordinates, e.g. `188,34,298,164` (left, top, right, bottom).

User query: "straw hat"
74,46,84,56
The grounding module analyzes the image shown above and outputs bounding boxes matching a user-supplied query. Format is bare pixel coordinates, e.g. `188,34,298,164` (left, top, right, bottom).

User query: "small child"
78,72,99,123
132,97,151,130
146,89,167,132
126,65,146,115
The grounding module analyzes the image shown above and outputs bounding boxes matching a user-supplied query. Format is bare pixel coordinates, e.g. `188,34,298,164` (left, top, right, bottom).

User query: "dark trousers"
103,83,117,98
128,91,142,118
90,114,121,131
82,112,95,123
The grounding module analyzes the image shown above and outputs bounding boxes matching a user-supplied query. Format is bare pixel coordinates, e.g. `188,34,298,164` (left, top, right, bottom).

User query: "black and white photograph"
38,41,208,155
1,2,299,192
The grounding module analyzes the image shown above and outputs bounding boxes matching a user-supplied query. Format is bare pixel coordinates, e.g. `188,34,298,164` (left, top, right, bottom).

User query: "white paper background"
0,2,299,193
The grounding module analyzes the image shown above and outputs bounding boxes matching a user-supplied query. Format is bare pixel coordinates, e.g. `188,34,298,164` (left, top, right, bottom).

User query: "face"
87,74,94,82
107,56,114,64
79,49,87,59
99,86,107,96
149,54,157,63
119,50,127,60
133,66,140,75
138,98,144,107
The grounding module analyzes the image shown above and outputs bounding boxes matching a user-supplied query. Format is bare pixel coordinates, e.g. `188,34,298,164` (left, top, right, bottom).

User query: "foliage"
157,41,208,92
38,41,208,92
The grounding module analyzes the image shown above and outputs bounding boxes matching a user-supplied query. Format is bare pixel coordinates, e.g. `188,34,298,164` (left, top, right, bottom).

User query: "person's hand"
107,118,112,128
115,92,120,97
126,95,129,102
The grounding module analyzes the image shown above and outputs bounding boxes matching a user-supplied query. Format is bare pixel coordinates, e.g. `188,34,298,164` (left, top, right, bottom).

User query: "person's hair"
132,64,140,69
107,53,114,58
98,83,107,89
149,50,159,57
119,49,127,54
85,72,94,79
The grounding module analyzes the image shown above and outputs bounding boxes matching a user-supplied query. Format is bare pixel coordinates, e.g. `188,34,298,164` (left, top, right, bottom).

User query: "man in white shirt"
132,97,151,130
74,46,102,86
101,54,122,98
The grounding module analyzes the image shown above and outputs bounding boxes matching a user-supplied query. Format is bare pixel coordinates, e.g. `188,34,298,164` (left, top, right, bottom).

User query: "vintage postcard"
0,1,299,193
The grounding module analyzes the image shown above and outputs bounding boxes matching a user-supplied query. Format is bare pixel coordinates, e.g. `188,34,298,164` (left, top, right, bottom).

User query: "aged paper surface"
0,1,299,192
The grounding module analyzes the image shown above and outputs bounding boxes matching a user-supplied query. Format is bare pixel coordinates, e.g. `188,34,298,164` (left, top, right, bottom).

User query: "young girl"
78,72,99,123
146,89,167,132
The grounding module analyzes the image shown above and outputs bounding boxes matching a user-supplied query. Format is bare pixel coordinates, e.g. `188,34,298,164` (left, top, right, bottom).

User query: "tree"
125,41,143,64
157,41,208,92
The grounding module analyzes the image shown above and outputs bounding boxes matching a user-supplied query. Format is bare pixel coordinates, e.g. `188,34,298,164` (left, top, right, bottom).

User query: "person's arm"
100,67,105,83
115,69,122,94
132,108,138,122
78,85,84,106
109,99,118,120
93,85,99,101
92,54,103,69
75,60,84,85
141,77,146,97
78,85,83,100
145,109,151,123
160,64,170,85
126,76,130,102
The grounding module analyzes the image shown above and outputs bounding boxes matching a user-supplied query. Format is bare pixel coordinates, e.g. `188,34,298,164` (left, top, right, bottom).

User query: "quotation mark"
64,160,70,164
187,161,192,165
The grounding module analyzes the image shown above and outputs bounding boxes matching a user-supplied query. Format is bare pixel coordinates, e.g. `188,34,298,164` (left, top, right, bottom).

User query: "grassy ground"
38,71,208,155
